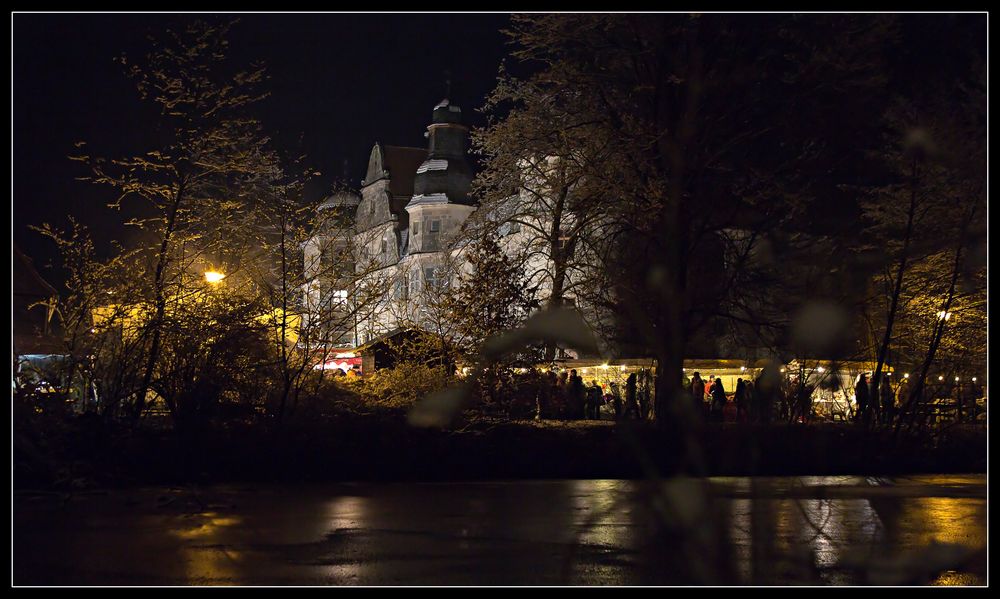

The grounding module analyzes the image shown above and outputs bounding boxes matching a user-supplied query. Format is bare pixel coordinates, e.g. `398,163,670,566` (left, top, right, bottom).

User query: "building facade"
304,99,483,348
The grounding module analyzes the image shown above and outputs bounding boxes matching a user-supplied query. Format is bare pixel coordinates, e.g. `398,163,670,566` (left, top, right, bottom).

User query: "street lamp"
204,270,226,284
937,311,952,321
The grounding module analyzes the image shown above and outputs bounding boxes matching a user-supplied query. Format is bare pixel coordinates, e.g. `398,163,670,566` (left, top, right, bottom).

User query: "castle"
302,98,488,350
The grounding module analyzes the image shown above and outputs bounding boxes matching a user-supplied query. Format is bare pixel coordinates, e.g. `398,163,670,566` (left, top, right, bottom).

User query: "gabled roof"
13,244,57,299
362,143,427,198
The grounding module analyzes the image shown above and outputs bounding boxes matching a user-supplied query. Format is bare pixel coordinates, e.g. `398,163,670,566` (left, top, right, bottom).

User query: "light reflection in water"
14,476,984,586
168,511,244,584
319,495,370,583
570,480,635,549
905,498,985,547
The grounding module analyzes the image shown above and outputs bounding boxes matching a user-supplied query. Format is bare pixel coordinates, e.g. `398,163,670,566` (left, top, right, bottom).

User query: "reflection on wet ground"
14,475,985,586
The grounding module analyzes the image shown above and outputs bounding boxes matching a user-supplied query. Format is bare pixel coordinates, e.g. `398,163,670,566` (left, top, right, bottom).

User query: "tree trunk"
871,155,919,424
894,205,974,436
133,179,185,422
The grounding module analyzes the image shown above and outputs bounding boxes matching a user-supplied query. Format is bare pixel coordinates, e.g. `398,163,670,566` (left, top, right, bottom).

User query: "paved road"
14,475,986,586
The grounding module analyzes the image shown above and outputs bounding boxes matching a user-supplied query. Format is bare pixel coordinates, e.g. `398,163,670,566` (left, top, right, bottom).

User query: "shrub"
348,362,456,410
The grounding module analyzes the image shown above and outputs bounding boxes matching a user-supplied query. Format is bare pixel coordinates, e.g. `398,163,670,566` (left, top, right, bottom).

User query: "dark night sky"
13,13,512,284
13,13,986,291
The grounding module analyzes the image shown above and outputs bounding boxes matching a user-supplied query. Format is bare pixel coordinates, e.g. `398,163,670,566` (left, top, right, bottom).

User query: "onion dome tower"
409,98,475,208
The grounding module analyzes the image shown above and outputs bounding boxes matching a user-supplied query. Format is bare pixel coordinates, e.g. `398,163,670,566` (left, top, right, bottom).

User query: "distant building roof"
13,245,57,299
13,244,63,355
382,145,428,197
318,189,361,210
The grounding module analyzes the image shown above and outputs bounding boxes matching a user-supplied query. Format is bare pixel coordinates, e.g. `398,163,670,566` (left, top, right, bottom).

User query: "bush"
348,362,456,411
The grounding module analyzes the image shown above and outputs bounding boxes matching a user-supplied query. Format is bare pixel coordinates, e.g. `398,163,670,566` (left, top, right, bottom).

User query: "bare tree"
69,19,281,422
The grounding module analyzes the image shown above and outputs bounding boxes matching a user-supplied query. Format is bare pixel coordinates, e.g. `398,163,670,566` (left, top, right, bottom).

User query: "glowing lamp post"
204,270,226,284
937,311,952,321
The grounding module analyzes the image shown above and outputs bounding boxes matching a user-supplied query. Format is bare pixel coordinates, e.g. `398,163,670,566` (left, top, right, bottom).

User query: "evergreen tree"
441,231,538,409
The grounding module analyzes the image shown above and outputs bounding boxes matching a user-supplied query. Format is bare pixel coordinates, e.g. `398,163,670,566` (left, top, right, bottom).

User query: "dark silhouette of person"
881,377,895,425
711,377,727,422
690,371,705,416
855,373,870,424
569,369,585,419
735,378,749,423
755,366,781,426
796,381,813,424
638,370,651,420
610,381,622,420
587,381,603,419
556,371,569,418
625,372,638,420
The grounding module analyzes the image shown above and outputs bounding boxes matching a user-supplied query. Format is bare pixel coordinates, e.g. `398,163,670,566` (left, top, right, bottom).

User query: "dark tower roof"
409,99,475,207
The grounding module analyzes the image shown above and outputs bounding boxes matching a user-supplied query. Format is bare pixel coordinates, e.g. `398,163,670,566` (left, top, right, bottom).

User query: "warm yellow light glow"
816,366,825,373
937,311,952,321
600,363,609,370
740,366,746,372
938,376,944,381
780,368,786,373
955,377,960,382
972,377,977,382
904,373,910,379
204,270,226,284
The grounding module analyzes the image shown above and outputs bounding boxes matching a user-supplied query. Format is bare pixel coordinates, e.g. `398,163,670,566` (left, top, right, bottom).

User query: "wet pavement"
14,475,986,586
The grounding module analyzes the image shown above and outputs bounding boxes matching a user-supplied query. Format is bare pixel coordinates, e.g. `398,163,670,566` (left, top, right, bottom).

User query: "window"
381,239,388,255
425,220,441,251
410,270,421,293
413,222,420,235
393,279,407,301
331,289,348,306
424,267,445,289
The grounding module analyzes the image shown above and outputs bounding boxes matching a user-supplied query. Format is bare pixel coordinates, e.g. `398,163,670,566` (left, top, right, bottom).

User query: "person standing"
797,382,813,424
855,373,870,424
690,372,706,417
556,371,570,419
881,377,895,425
638,370,651,420
735,378,748,423
587,381,603,419
610,382,623,420
625,372,639,420
569,370,585,420
711,377,727,422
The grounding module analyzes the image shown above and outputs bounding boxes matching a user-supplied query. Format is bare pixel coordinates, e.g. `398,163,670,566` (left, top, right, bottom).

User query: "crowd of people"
687,371,777,424
533,369,655,421
519,365,984,425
